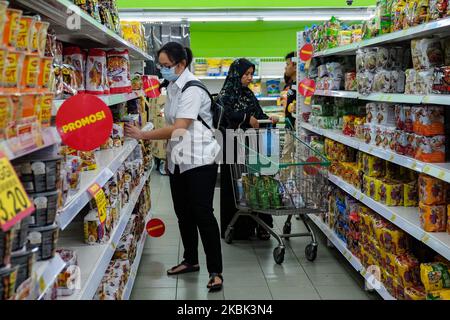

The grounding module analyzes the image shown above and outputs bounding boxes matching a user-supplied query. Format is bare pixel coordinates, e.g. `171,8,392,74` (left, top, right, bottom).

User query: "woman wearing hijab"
218,58,278,241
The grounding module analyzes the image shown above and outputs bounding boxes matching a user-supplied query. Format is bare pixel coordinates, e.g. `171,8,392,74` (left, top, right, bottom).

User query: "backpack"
182,80,225,131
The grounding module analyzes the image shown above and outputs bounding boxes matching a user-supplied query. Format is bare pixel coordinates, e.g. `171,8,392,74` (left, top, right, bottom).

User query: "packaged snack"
411,38,444,70
382,250,398,275
420,262,450,291
56,249,78,297
376,47,389,69
379,179,404,206
391,0,407,32
429,0,449,20
11,246,38,290
363,154,385,177
416,69,434,94
357,71,374,95
415,135,446,163
29,190,60,227
419,202,447,232
395,254,420,287
32,21,49,57
373,69,391,93
27,223,59,261
390,70,405,93
394,279,406,300
432,66,450,94
376,103,395,125
404,180,419,207
3,8,22,48
63,47,86,93
366,103,377,124
3,51,25,90
419,174,447,204
16,16,36,52
427,289,450,300
344,72,357,91
84,210,105,245
107,49,132,94
412,106,444,136
382,126,396,151
86,49,107,95
379,224,409,255
364,175,382,201
60,64,78,98
404,69,417,94
0,265,19,300
404,286,426,300
38,57,54,91
79,151,97,171
20,53,40,91
266,79,281,97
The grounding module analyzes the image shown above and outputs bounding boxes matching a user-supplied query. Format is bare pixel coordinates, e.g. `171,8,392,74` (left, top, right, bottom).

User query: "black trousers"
169,164,223,274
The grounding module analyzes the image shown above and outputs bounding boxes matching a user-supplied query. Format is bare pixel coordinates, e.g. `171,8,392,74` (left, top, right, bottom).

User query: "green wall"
190,21,314,58
118,0,376,9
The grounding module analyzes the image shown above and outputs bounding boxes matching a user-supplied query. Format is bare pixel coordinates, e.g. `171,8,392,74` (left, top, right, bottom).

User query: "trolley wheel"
225,228,234,244
305,243,318,262
273,246,285,264
283,222,291,235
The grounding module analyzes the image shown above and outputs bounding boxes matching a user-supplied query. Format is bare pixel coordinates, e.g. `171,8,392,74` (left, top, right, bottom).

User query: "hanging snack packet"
86,49,107,95
107,49,132,94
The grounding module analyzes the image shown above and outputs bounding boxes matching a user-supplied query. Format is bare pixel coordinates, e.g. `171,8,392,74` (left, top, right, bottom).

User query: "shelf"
0,127,61,160
308,214,396,300
122,211,153,300
314,17,450,58
13,0,152,61
314,90,449,106
53,91,144,116
57,122,154,230
35,254,66,300
301,122,450,184
328,173,450,261
197,75,284,80
58,168,152,300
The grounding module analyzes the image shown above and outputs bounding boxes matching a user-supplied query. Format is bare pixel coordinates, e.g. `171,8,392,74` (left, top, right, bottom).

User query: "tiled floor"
131,171,381,300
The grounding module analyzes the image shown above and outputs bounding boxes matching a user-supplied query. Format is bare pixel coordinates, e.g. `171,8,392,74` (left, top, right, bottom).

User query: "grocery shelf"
35,254,66,300
258,96,279,101
0,127,62,160
308,214,396,300
57,123,154,230
301,122,450,184
53,91,144,116
197,75,284,80
58,167,153,300
328,173,450,261
122,211,153,300
13,0,152,61
313,90,449,106
314,17,450,58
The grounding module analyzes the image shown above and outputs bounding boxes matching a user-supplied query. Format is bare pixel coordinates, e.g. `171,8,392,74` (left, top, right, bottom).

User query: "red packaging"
107,49,132,94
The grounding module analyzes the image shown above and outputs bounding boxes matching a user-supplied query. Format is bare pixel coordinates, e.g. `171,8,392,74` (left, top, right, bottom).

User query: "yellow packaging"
404,180,418,207
420,262,450,292
418,174,447,205
379,224,409,255
39,93,54,128
3,8,22,48
3,51,25,90
427,289,450,300
383,271,395,296
381,250,397,275
378,179,404,206
364,176,382,201
395,254,420,287
362,154,385,178
394,278,406,300
404,286,426,300
16,16,36,52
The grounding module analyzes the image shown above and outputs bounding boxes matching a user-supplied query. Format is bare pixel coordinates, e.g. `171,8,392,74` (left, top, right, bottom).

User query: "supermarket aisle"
131,171,380,300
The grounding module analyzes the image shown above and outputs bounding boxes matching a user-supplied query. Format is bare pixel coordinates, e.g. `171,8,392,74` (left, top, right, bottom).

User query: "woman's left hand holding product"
125,123,144,140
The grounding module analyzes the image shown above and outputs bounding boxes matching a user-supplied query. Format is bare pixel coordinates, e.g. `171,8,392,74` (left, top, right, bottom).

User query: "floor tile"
176,287,224,300
133,274,178,288
224,286,272,300
269,286,321,300
302,261,348,275
315,285,372,300
265,273,314,288
131,288,176,300
307,272,361,287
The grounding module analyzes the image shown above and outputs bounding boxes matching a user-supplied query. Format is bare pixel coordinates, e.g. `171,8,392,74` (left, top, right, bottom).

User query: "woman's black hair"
157,42,193,68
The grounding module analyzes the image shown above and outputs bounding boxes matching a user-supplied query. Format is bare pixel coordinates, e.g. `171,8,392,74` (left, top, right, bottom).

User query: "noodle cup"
0,1,9,44
3,50,25,91
20,53,40,91
16,16,36,52
32,21,49,57
38,92,54,128
3,8,22,48
38,56,53,90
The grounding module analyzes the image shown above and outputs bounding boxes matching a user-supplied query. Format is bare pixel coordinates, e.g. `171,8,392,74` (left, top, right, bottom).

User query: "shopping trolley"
225,123,331,264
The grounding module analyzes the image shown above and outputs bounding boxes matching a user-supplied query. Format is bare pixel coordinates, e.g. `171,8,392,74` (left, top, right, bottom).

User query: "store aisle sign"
55,94,113,151
0,151,35,231
146,218,165,238
87,183,107,224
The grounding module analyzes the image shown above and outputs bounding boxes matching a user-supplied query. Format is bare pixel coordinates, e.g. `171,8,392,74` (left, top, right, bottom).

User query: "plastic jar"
29,190,61,227
27,223,59,261
11,215,31,251
10,246,38,290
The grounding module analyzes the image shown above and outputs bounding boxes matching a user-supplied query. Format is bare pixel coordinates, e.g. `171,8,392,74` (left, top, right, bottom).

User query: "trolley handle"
257,120,273,124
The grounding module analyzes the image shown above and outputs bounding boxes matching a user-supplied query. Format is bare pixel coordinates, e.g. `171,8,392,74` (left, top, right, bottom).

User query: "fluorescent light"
189,17,259,22
263,15,372,21
121,17,183,22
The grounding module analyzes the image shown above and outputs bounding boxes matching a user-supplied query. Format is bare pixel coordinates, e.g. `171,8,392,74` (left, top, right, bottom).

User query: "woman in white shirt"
125,42,223,292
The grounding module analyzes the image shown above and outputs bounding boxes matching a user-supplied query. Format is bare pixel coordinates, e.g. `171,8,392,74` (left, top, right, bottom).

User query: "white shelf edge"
197,75,284,80
0,127,61,160
313,90,449,106
35,254,66,300
53,91,144,116
314,17,450,58
328,173,450,261
60,169,152,300
258,96,280,101
57,122,154,230
308,214,396,300
301,122,450,184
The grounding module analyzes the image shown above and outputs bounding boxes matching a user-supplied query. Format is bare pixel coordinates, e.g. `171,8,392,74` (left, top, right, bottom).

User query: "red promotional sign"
143,76,161,98
299,44,314,62
298,78,316,97
146,218,165,238
55,94,113,151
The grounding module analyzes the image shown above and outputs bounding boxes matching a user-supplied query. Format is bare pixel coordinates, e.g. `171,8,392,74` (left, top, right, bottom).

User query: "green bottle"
249,174,259,209
258,174,270,210
269,176,282,209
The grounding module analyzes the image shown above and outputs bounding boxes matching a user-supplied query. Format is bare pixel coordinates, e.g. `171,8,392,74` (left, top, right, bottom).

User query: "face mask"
161,66,179,82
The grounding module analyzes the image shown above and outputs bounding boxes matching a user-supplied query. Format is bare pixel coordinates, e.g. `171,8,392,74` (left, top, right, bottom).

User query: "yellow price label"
410,162,417,170
386,95,393,102
39,276,46,293
368,147,374,153
421,234,430,243
438,171,445,179
304,96,312,105
389,154,395,161
88,183,107,224
359,194,364,201
422,96,430,104
390,214,397,222
0,152,35,231
422,166,431,174
361,269,367,276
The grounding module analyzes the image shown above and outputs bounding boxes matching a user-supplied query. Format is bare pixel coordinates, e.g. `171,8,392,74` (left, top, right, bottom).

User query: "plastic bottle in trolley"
241,173,250,206
249,173,260,209
269,176,282,209
258,174,271,210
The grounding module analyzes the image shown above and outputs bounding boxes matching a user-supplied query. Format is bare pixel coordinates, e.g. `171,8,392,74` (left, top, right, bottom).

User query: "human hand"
270,116,279,124
249,116,260,129
124,123,144,140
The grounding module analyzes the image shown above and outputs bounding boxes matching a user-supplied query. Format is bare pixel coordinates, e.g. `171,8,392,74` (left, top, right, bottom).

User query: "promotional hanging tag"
88,183,107,224
0,151,35,231
146,218,166,237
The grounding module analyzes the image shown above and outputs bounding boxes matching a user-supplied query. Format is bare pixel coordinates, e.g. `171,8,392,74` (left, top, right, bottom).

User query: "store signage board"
55,94,113,151
87,183,107,224
0,151,35,231
146,218,165,237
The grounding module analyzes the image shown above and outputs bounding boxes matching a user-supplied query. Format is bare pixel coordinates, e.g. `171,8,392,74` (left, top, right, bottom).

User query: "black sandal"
257,227,270,241
207,273,223,292
167,261,200,276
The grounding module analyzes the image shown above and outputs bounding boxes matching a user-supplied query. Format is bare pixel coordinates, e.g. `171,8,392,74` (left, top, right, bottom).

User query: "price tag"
304,96,312,105
0,152,35,231
421,234,430,244
389,214,397,222
361,269,367,277
111,242,117,250
386,95,393,102
438,170,446,180
422,166,431,174
352,191,357,198
422,96,430,104
359,194,365,201
389,154,395,161
368,147,374,153
410,161,417,170
87,183,107,224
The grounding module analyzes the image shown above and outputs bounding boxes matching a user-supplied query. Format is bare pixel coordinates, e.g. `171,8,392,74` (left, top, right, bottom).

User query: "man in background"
283,51,297,130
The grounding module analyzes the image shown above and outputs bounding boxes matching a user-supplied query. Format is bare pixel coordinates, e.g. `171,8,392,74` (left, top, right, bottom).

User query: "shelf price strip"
0,151,35,231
